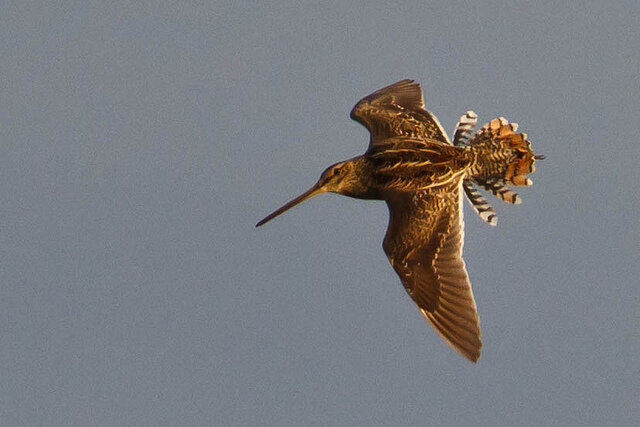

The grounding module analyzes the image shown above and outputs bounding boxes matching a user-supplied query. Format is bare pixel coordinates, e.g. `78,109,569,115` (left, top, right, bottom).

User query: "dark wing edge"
350,79,450,149
382,183,482,362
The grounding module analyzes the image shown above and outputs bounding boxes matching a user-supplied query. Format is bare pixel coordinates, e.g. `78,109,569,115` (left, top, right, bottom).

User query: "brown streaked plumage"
256,79,542,362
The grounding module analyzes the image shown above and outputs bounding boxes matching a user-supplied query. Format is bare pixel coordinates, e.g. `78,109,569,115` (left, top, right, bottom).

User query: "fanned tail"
457,115,541,224
467,117,538,187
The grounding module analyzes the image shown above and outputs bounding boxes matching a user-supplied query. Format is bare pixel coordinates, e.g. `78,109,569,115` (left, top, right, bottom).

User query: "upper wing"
382,181,482,362
350,79,450,152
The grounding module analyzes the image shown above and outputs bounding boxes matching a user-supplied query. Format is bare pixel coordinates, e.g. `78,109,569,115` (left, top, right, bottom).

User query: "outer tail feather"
474,178,521,205
462,180,497,226
453,111,478,147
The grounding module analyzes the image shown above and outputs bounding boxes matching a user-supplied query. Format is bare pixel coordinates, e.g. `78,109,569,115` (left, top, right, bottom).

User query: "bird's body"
257,80,542,362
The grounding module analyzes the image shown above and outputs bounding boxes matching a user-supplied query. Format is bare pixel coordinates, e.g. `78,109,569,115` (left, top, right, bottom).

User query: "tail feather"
453,111,478,147
465,116,541,210
474,178,521,205
462,180,497,225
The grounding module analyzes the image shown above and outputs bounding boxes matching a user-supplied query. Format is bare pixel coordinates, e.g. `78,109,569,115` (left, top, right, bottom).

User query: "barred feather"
474,178,521,205
453,111,478,147
462,180,497,225
466,116,539,205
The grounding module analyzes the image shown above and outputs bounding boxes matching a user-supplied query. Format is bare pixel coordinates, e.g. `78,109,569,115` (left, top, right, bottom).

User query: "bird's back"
365,136,474,193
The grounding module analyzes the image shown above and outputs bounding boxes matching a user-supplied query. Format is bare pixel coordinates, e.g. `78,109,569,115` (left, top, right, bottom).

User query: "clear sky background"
1,1,638,426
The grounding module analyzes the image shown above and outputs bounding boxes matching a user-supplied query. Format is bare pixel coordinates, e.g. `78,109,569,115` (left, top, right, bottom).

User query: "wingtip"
461,343,482,363
464,345,482,363
456,346,481,363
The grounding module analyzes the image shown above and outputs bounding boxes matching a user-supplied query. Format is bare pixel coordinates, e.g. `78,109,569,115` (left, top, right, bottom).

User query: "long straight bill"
256,185,324,227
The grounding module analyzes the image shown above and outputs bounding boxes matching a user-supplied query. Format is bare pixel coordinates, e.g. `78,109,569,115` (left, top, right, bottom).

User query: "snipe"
257,80,542,362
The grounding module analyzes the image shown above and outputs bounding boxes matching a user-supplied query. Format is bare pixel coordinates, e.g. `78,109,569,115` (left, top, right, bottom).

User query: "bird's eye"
333,168,341,176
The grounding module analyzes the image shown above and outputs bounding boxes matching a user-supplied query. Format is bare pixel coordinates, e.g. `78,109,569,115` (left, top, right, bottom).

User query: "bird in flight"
256,79,542,362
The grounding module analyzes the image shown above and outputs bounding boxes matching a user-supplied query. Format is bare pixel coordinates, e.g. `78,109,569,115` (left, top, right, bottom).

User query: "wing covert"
350,79,450,152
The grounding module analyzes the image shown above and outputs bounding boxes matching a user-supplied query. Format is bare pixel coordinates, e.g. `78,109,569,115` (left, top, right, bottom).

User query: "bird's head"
316,161,355,193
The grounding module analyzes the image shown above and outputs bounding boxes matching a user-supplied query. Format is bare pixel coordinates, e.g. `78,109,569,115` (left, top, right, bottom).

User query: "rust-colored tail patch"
467,117,542,206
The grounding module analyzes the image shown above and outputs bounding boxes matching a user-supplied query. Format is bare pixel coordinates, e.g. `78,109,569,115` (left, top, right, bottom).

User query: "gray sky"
1,1,638,425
